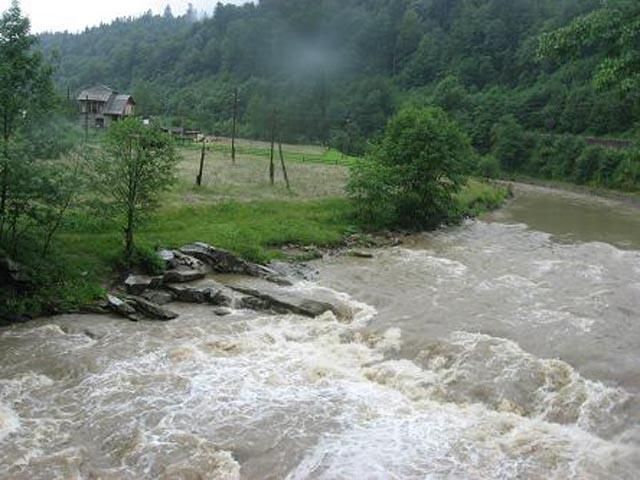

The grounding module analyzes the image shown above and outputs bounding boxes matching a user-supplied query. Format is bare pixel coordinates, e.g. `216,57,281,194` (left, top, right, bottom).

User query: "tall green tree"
0,0,52,239
0,0,56,248
538,0,640,92
93,119,178,265
349,106,472,229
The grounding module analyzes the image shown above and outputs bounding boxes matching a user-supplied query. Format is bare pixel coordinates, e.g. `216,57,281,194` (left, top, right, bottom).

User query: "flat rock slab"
107,294,178,321
180,243,292,285
127,296,179,321
163,269,206,283
141,290,175,305
124,275,163,295
230,286,346,319
166,281,232,306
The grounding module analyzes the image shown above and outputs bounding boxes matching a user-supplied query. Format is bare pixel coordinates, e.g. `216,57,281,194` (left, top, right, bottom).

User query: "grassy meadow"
5,137,508,316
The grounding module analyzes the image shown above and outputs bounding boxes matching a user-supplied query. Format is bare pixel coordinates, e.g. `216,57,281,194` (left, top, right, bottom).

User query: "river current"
1,184,639,479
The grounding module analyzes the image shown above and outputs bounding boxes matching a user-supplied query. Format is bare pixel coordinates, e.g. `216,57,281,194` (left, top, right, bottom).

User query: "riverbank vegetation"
3,0,640,320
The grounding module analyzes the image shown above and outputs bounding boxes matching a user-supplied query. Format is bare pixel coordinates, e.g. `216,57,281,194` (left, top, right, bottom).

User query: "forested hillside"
40,0,637,157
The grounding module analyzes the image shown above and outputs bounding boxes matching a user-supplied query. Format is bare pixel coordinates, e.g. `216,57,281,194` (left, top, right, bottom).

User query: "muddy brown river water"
1,184,639,479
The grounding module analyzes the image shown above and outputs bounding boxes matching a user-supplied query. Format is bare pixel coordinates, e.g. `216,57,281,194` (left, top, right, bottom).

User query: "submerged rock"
348,250,374,259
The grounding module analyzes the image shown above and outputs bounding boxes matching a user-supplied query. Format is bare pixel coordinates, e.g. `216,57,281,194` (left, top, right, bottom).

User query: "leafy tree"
93,119,178,265
348,106,472,229
0,0,55,241
478,154,501,179
491,115,532,172
538,0,640,92
0,0,78,258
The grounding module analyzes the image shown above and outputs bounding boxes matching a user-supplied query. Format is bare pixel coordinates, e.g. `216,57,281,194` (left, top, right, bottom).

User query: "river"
1,184,639,479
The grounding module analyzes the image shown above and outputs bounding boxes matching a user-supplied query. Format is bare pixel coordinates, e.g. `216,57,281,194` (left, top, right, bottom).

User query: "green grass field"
3,137,508,317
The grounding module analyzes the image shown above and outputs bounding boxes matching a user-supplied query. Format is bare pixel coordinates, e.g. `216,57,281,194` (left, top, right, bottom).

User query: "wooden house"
77,85,135,128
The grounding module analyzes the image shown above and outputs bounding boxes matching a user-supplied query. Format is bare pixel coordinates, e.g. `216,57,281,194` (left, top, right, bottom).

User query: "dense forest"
37,0,640,187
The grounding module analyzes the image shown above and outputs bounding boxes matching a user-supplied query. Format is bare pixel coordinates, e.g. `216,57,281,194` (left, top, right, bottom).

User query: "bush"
477,155,501,178
574,146,602,184
130,245,166,276
491,115,533,172
348,106,472,229
612,149,640,191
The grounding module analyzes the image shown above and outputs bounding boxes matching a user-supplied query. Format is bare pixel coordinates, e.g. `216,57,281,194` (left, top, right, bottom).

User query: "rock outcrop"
107,294,178,321
180,243,292,285
166,281,232,306
231,286,348,319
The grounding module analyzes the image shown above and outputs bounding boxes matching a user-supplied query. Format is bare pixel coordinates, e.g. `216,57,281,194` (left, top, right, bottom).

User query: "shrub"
574,146,605,184
477,155,501,178
612,149,640,191
348,106,472,230
491,115,534,172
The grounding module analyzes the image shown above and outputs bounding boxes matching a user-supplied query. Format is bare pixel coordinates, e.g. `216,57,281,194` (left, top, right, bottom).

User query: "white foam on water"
0,404,19,441
0,279,638,478
393,248,469,277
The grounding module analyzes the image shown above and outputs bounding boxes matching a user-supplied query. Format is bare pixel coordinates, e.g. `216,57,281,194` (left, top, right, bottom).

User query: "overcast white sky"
0,0,250,33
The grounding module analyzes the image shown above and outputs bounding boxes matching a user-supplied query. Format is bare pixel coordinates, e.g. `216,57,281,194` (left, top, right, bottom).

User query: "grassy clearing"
456,179,511,217
3,138,507,317
203,137,360,168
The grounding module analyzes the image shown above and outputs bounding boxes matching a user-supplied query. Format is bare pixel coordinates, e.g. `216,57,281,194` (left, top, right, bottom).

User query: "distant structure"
77,85,135,129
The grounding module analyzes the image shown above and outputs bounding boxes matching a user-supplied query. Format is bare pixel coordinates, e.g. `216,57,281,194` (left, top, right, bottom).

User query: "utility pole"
84,95,89,143
231,87,238,164
196,139,206,186
269,109,275,185
278,140,290,190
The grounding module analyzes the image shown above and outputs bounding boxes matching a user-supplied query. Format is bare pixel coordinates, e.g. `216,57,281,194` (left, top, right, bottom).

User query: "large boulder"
180,243,292,285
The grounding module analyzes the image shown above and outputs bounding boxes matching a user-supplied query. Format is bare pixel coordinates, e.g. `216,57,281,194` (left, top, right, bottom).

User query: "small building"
77,85,135,128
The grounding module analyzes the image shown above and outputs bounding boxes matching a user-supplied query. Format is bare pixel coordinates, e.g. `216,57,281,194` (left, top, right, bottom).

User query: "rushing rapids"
1,184,639,479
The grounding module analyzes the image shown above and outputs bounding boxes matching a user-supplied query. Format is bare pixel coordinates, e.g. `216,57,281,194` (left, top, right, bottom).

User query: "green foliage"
121,244,166,276
613,150,640,191
91,118,179,264
478,155,501,179
491,115,533,172
0,2,79,257
348,106,472,229
37,0,636,148
538,0,640,92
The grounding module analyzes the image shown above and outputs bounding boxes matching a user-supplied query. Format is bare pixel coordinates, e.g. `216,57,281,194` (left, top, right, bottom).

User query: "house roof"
104,94,135,116
77,84,115,102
